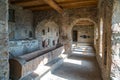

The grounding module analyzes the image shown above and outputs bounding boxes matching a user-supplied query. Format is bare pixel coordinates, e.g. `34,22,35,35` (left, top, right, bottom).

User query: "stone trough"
9,44,64,80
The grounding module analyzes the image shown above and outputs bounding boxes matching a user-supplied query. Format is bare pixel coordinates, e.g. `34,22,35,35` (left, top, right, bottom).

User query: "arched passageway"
69,18,98,50
45,19,102,80
72,24,94,47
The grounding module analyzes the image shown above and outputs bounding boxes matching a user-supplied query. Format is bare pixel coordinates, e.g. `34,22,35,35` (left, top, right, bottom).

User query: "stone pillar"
111,0,120,79
0,0,9,80
60,12,72,55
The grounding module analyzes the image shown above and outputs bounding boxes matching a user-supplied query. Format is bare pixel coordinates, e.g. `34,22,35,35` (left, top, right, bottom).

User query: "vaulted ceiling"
9,0,98,13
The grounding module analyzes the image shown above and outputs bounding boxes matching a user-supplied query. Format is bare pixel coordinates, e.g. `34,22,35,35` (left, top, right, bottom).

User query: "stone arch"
35,19,60,49
70,18,98,51
61,17,98,55
70,18,97,28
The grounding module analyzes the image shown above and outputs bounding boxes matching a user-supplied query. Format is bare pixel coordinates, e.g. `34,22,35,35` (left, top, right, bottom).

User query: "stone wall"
9,5,34,40
72,25,94,44
9,40,39,58
8,5,39,58
34,7,97,54
111,0,120,79
0,0,9,79
96,0,113,80
36,20,59,50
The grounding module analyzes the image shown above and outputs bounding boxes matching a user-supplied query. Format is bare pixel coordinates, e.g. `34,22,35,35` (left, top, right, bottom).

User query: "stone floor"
49,46,102,80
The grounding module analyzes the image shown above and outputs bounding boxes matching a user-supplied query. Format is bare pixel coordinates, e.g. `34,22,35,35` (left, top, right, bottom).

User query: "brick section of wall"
111,0,120,79
0,0,9,80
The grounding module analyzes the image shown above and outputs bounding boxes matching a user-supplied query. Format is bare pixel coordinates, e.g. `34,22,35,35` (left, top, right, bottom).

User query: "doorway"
72,30,78,42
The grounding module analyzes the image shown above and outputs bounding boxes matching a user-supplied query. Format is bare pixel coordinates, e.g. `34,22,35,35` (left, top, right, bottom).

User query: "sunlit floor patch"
50,45,102,80
64,58,82,65
40,45,102,80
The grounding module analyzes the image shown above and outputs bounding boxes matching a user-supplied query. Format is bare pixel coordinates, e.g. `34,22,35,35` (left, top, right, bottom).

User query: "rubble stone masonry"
111,0,120,79
34,7,97,54
0,0,9,80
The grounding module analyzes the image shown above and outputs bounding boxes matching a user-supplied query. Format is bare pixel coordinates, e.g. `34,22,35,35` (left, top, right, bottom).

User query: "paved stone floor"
41,46,102,80
49,46,102,80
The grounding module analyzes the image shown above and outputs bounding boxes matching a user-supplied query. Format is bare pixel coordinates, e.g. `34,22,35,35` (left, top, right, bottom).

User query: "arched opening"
70,18,97,50
35,20,60,49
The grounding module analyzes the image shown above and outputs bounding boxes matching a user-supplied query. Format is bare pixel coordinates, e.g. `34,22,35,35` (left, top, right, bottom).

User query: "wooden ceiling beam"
10,0,98,12
10,0,35,3
43,0,63,13
10,0,97,7
25,0,97,11
61,0,97,8
10,0,45,7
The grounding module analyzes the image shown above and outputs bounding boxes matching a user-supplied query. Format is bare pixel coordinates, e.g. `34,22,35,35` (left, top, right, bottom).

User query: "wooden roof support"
10,0,35,3
43,0,63,13
10,0,45,7
10,0,98,12
10,0,85,7
26,0,97,11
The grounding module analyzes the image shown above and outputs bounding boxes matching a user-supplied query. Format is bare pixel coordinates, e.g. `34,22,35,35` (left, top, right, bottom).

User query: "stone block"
0,23,7,33
0,2,7,21
0,33,8,40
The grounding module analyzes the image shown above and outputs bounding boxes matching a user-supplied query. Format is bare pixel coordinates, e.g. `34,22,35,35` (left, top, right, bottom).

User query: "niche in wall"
42,29,45,35
57,39,59,44
53,40,55,46
42,40,45,48
56,32,58,36
48,27,50,32
29,31,33,38
48,39,50,45
9,9,15,22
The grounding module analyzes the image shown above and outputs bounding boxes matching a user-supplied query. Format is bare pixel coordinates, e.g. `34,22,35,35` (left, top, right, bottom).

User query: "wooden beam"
10,0,85,7
60,0,97,9
10,0,45,7
43,0,63,13
25,0,97,11
10,0,35,3
28,6,51,11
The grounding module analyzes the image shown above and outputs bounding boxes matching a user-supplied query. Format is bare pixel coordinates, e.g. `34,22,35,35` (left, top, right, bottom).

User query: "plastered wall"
73,25,94,44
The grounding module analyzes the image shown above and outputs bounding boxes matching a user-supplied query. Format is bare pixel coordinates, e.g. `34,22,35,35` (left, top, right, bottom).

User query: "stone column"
60,12,72,55
0,0,9,80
